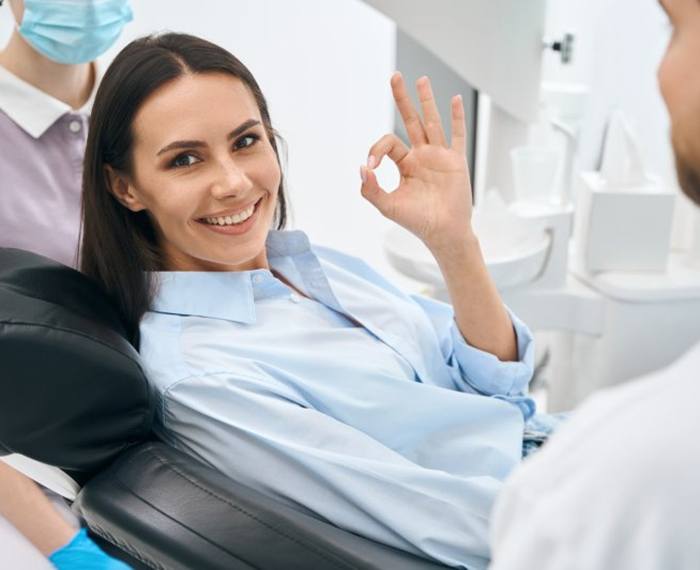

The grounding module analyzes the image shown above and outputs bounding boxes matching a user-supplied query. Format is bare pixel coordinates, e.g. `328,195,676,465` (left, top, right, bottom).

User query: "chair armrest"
74,442,450,570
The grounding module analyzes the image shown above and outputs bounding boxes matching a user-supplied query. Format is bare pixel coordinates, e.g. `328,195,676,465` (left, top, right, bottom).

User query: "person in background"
0,0,133,567
0,0,132,264
0,462,128,569
489,0,700,568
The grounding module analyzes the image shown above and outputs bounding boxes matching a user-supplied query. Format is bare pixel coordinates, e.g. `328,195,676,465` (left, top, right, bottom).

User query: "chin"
217,235,271,270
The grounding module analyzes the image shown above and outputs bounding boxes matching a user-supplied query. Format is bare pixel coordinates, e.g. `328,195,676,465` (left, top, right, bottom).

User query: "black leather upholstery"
75,442,449,570
0,248,453,569
0,248,154,484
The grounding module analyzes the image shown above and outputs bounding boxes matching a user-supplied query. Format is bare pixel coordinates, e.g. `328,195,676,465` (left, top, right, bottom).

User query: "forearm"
430,233,518,362
0,462,74,556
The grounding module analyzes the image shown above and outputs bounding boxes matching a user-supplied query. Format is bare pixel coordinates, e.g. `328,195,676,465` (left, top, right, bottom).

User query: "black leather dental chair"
0,248,451,570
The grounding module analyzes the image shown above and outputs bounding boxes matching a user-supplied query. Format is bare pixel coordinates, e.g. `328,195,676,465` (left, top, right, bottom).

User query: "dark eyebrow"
156,119,262,156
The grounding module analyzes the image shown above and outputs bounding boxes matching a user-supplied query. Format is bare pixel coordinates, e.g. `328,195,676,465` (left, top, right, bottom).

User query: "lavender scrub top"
0,63,96,267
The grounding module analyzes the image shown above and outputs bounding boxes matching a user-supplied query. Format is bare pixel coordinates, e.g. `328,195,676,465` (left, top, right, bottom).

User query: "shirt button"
252,275,262,284
289,293,300,303
68,120,82,133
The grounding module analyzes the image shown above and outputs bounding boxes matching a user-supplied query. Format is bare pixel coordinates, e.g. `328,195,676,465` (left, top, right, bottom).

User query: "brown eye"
234,134,259,150
170,153,200,168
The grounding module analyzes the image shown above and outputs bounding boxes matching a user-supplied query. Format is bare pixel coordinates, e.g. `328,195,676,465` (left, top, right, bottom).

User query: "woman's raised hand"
360,72,474,254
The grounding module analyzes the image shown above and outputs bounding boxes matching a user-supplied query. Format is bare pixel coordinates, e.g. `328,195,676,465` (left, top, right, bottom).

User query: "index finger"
390,72,427,147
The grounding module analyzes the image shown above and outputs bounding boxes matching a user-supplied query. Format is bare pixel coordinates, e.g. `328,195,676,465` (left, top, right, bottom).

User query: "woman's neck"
0,30,95,110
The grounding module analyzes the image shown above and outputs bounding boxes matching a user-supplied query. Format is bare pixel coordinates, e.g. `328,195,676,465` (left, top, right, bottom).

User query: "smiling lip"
197,197,262,221
195,197,263,236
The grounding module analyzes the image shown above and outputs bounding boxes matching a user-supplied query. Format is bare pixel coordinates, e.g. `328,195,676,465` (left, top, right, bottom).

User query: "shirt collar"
150,230,316,324
265,228,314,258
0,62,99,138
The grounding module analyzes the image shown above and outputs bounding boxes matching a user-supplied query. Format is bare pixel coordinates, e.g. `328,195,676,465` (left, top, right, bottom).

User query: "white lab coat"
490,342,700,570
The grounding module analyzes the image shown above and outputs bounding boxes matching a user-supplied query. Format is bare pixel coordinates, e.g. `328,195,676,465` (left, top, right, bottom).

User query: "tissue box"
573,172,676,272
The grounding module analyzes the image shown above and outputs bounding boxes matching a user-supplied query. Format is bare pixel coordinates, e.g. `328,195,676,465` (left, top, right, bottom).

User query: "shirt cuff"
450,306,535,398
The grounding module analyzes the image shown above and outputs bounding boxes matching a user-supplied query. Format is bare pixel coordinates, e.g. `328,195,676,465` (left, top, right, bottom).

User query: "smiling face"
658,0,700,205
109,72,282,272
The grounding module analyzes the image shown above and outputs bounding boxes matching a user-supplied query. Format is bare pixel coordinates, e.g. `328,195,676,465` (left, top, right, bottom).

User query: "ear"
105,165,146,212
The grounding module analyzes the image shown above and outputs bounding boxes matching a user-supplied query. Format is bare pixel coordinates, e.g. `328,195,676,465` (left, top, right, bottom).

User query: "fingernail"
367,155,377,169
360,165,367,183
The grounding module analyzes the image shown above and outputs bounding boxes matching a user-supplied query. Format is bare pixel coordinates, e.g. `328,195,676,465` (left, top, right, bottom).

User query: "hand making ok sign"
360,72,474,255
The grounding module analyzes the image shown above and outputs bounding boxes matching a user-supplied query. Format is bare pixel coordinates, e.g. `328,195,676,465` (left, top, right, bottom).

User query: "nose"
209,156,253,199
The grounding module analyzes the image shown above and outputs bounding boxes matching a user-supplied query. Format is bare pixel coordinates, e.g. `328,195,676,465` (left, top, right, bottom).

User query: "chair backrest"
0,248,154,484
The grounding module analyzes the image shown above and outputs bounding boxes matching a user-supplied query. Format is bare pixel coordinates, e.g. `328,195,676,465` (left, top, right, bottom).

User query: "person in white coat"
489,0,700,568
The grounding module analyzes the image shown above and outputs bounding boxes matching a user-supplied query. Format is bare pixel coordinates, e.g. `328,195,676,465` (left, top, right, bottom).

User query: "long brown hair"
80,33,287,345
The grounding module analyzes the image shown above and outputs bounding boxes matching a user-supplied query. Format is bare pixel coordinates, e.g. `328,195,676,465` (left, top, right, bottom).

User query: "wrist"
427,229,481,266
49,528,131,569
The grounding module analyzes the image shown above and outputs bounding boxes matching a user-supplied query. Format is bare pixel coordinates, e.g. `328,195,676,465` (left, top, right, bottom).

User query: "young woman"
81,32,546,570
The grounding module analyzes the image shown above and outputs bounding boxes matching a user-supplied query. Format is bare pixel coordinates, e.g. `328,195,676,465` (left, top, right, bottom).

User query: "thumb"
360,165,393,218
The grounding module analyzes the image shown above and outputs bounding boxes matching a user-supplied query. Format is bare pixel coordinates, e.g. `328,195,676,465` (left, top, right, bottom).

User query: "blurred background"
1,0,683,280
3,0,696,411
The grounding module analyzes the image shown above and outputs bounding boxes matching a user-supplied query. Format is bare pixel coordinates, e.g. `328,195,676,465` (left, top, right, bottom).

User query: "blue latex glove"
49,528,132,570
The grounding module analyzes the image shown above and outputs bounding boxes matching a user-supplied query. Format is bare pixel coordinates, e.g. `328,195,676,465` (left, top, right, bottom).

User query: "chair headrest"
0,248,154,484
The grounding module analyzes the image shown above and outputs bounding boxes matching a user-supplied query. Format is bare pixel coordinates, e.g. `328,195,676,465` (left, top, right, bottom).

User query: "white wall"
1,0,411,283
5,1,692,278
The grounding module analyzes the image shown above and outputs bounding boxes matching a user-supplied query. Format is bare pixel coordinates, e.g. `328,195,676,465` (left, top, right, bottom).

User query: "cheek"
256,148,283,200
658,45,679,112
138,182,192,237
659,40,700,160
10,0,24,23
658,45,690,158
658,32,700,119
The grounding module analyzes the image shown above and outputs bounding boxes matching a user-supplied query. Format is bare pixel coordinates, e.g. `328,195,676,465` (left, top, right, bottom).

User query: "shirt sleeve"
159,372,497,570
410,293,536,419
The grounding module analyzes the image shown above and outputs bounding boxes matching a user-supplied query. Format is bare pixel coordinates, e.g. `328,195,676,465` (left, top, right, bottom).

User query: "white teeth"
203,203,256,226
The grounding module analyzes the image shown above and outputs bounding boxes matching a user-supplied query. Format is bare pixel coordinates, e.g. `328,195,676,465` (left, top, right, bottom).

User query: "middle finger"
416,76,447,147
391,72,427,147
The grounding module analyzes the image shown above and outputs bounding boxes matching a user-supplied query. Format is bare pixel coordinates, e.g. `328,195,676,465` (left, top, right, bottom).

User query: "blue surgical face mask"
17,0,133,65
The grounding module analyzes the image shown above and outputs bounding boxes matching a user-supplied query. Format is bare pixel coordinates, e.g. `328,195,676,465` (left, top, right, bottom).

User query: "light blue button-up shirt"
139,230,535,569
